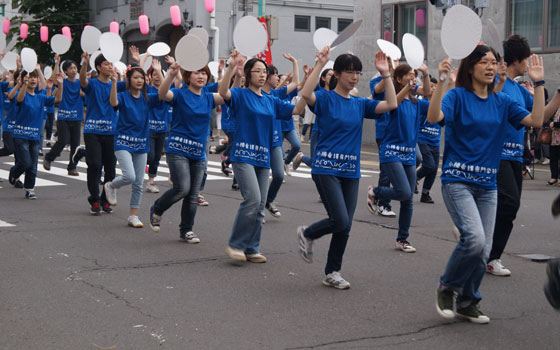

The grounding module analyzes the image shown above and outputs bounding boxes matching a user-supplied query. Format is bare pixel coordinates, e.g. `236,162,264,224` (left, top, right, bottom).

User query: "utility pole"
258,0,265,17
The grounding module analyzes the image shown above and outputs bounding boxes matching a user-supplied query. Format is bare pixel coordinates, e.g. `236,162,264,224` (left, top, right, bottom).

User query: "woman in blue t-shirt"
218,50,305,263
297,47,397,289
105,66,159,228
367,63,431,254
8,70,63,199
429,45,545,323
148,62,224,243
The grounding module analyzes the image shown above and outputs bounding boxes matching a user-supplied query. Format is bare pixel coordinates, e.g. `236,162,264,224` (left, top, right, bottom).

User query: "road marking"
0,219,15,227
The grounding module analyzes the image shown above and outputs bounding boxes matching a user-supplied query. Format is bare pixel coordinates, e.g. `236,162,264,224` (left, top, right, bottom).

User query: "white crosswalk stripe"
1,155,371,188
0,219,16,227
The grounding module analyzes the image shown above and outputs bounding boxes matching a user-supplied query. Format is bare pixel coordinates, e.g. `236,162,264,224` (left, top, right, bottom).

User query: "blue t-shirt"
227,87,294,168
417,120,442,147
280,88,299,132
2,88,18,132
264,86,290,147
220,103,236,133
58,79,84,121
379,98,429,165
0,81,10,113
12,93,55,140
83,79,119,135
500,78,533,162
440,88,529,189
370,77,390,141
146,85,172,133
203,82,218,93
312,89,380,178
115,91,159,153
165,88,216,161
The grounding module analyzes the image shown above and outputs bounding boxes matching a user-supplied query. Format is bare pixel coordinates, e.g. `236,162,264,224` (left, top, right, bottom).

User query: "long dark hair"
243,58,268,88
392,63,416,95
126,66,148,100
456,44,497,94
319,68,332,88
329,53,362,91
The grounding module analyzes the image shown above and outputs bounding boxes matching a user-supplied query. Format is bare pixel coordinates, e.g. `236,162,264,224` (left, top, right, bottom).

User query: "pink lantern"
139,14,149,35
2,19,10,35
170,5,181,26
40,25,49,42
20,23,28,39
110,20,119,34
384,30,391,42
416,9,426,29
62,26,71,40
205,0,215,13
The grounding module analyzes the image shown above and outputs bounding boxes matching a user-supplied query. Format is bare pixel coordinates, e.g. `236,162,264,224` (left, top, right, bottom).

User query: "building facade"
355,0,560,144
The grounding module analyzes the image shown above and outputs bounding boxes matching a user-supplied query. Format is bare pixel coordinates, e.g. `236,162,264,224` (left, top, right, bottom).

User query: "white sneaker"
128,215,143,228
104,182,117,206
487,259,511,276
395,240,416,253
226,246,247,261
323,271,350,289
284,163,291,176
146,183,160,193
542,158,550,165
377,205,396,217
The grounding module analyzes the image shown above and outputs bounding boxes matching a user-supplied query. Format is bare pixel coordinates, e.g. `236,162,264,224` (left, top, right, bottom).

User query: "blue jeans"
415,144,422,167
266,145,285,204
440,182,497,307
10,138,40,190
302,129,318,167
304,174,359,275
153,153,206,233
283,129,301,164
148,132,166,178
375,138,391,209
229,162,270,254
374,162,416,241
200,134,210,191
113,150,147,208
416,143,440,194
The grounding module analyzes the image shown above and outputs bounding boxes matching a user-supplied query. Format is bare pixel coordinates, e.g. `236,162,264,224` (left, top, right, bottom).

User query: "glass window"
316,17,331,30
380,2,427,56
382,7,393,42
294,15,311,32
509,0,559,50
338,18,352,33
548,0,560,47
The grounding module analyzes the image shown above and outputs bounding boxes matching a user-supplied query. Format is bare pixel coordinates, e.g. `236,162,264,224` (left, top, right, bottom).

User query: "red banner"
256,17,272,65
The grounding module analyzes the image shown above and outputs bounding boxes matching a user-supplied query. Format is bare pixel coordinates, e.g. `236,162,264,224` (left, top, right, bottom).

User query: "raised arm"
158,62,179,102
53,54,61,83
17,75,29,103
79,52,89,89
373,51,397,113
54,73,63,103
301,46,331,108
8,76,22,100
520,54,545,127
494,59,507,92
36,64,47,91
218,50,242,101
428,58,452,124
416,64,431,98
109,69,119,107
129,45,140,64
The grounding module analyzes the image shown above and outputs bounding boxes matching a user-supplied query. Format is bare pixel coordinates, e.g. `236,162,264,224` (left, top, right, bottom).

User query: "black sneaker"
25,190,37,200
14,179,24,188
72,145,85,165
90,201,101,215
265,202,281,217
544,258,560,310
149,205,161,232
436,288,455,319
420,193,434,204
221,161,231,176
43,157,51,170
101,202,113,214
456,303,490,324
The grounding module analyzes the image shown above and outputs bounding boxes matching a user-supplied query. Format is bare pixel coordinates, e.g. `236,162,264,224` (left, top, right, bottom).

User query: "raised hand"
54,54,61,64
219,59,225,71
164,55,175,65
282,53,296,62
168,62,180,77
47,79,54,89
438,57,452,81
151,58,162,71
55,73,64,86
374,51,390,75
449,67,458,84
418,63,428,75
316,46,330,66
523,80,534,96
129,45,140,63
81,52,90,65
527,54,544,83
497,59,507,83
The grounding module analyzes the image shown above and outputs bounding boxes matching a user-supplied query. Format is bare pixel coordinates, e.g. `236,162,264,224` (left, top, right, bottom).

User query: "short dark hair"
94,54,108,72
267,65,278,76
392,63,415,94
181,65,211,86
503,35,531,66
62,60,77,72
126,66,148,100
243,58,268,88
456,45,498,94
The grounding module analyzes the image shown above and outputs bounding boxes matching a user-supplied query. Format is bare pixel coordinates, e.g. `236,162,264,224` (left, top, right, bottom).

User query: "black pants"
84,133,116,203
147,132,166,177
45,113,55,140
45,120,81,170
489,160,523,261
550,145,560,179
0,131,14,157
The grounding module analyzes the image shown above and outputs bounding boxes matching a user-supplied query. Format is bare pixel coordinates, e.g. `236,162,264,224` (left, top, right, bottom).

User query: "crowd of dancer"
1,32,560,323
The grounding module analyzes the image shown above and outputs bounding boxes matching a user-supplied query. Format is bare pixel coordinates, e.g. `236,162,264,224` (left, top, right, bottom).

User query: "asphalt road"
1,142,559,350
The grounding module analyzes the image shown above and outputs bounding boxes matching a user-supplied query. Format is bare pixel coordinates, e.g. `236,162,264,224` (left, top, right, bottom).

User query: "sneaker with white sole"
292,152,304,171
180,231,200,243
436,287,455,320
225,246,247,261
377,205,396,217
128,215,143,228
366,185,376,214
456,303,490,324
284,163,291,176
322,271,350,289
104,182,117,206
25,190,37,200
486,259,511,276
246,253,267,263
297,225,313,263
146,183,160,193
265,202,281,217
197,194,209,206
149,205,161,232
395,240,416,253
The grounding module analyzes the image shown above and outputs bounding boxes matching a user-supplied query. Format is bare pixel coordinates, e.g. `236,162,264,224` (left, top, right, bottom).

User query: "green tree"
7,0,89,66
